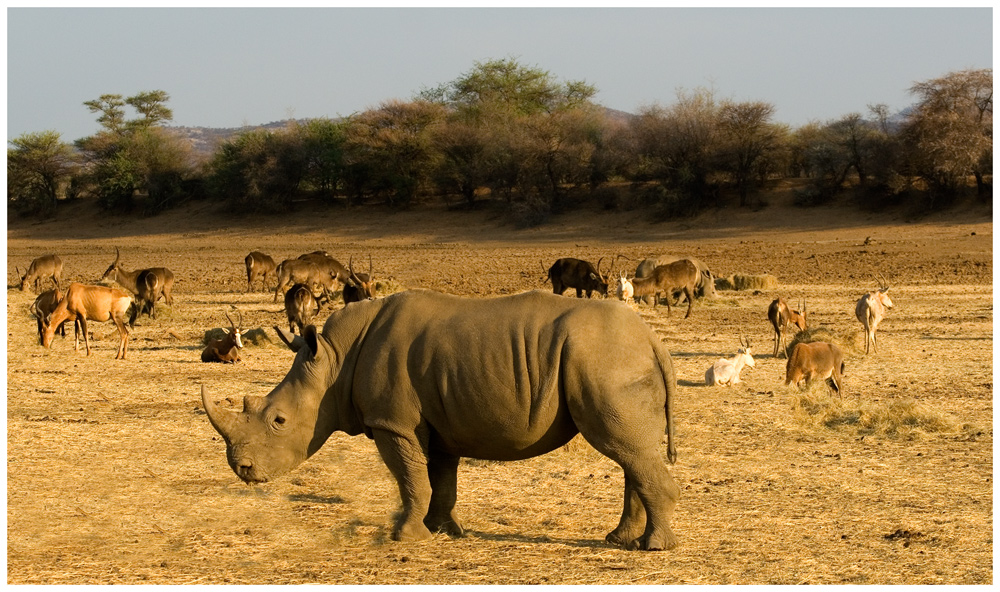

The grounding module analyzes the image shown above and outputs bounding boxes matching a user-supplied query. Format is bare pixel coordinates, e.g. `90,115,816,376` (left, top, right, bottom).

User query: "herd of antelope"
17,249,893,394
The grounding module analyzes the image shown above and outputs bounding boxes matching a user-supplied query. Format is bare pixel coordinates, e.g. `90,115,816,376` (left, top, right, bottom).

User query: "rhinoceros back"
347,290,671,461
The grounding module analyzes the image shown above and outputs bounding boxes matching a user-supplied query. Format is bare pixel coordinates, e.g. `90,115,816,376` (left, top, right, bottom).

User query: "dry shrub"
790,391,972,439
786,326,863,357
715,274,778,291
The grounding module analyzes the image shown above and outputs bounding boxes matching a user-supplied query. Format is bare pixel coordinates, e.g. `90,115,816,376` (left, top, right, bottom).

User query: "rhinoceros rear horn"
202,385,239,440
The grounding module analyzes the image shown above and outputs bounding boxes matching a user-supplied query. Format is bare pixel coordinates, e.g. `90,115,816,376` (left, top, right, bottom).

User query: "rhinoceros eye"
274,415,286,425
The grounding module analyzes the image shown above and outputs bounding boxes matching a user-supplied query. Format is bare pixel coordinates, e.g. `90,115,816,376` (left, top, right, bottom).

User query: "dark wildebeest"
203,290,679,550
545,257,610,298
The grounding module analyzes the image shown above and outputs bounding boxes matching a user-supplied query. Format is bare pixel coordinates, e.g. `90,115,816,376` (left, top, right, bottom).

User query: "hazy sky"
6,7,992,142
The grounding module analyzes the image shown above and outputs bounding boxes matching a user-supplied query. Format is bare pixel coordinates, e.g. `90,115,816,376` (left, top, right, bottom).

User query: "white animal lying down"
705,346,755,386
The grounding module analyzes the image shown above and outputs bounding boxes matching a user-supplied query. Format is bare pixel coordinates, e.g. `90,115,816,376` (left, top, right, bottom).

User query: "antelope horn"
113,247,121,266
201,385,239,440
368,254,373,278
225,311,235,331
596,256,606,280
237,309,244,331
348,256,362,285
877,272,890,291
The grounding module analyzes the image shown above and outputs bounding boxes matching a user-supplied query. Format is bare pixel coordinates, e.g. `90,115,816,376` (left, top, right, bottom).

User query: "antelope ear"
589,273,597,280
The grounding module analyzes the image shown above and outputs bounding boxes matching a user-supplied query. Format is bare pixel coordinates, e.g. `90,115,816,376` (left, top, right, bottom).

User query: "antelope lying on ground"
245,251,277,292
202,311,244,363
284,283,320,334
855,274,893,354
30,288,74,344
629,259,698,317
19,254,63,293
41,282,132,359
343,256,376,305
767,297,807,358
545,257,611,298
101,247,175,324
785,341,845,396
705,335,756,386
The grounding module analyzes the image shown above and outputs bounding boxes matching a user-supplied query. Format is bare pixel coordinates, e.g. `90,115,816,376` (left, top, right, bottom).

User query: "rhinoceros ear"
302,324,320,357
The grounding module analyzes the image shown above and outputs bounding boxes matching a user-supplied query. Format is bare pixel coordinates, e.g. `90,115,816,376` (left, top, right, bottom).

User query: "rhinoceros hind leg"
372,429,434,542
424,451,465,537
606,475,645,546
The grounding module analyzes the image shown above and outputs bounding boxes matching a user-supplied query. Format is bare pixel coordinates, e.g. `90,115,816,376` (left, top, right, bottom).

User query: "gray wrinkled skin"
203,289,680,551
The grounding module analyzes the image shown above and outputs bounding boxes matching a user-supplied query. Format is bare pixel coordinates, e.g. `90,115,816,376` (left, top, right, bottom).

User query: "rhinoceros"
202,289,680,550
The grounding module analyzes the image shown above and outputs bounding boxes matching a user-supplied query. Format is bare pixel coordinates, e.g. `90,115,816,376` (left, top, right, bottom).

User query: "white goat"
705,336,756,386
615,273,634,302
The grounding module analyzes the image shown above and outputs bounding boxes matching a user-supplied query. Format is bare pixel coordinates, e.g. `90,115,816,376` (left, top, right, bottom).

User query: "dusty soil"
6,193,993,584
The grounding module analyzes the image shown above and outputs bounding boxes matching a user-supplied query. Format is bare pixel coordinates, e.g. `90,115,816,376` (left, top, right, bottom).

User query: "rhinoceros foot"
392,520,433,542
425,515,465,537
623,528,678,551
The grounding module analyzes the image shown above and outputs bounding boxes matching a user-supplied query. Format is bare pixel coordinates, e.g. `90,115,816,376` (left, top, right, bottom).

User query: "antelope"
635,256,715,304
100,248,175,323
245,251,277,292
19,254,63,293
284,283,320,334
30,288,75,345
628,259,698,317
785,341,846,396
705,335,756,386
343,255,376,305
41,282,132,359
767,297,807,358
202,311,244,363
615,272,634,302
855,274,894,354
273,253,349,303
545,257,611,298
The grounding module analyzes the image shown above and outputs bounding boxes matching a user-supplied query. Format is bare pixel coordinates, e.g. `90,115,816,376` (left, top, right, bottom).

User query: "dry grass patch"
786,326,863,357
715,273,778,291
790,390,974,440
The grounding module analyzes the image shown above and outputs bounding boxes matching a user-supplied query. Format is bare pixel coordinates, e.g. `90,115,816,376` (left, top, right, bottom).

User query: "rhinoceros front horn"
202,385,238,440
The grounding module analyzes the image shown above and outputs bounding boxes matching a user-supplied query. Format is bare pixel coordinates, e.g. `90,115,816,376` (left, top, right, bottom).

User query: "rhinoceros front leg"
372,429,434,542
424,451,464,537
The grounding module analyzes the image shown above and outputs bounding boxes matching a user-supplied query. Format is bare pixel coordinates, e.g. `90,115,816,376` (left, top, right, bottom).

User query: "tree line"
7,59,992,221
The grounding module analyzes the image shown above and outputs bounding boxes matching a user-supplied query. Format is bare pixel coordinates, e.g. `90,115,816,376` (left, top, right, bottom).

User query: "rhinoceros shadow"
286,493,348,504
464,530,610,549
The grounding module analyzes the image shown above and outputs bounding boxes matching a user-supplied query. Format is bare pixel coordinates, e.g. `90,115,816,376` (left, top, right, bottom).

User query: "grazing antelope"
855,274,894,354
19,254,63,293
41,282,132,359
785,341,846,396
284,283,320,334
30,288,75,344
245,251,277,292
629,259,698,317
202,311,244,363
343,255,376,305
545,257,611,298
705,335,756,386
273,253,348,303
100,247,175,323
635,256,715,304
767,298,807,358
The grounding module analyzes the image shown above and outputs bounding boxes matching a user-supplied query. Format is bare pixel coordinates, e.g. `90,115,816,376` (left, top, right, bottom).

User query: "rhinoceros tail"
653,338,677,464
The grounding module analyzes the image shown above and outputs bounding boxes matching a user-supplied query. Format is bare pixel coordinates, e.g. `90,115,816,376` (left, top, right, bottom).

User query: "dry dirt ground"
6,195,993,584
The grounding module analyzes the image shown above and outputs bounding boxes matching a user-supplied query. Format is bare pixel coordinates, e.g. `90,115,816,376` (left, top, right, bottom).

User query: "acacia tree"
904,68,992,200
7,130,77,216
717,100,780,207
422,58,599,211
342,100,445,206
75,90,192,212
